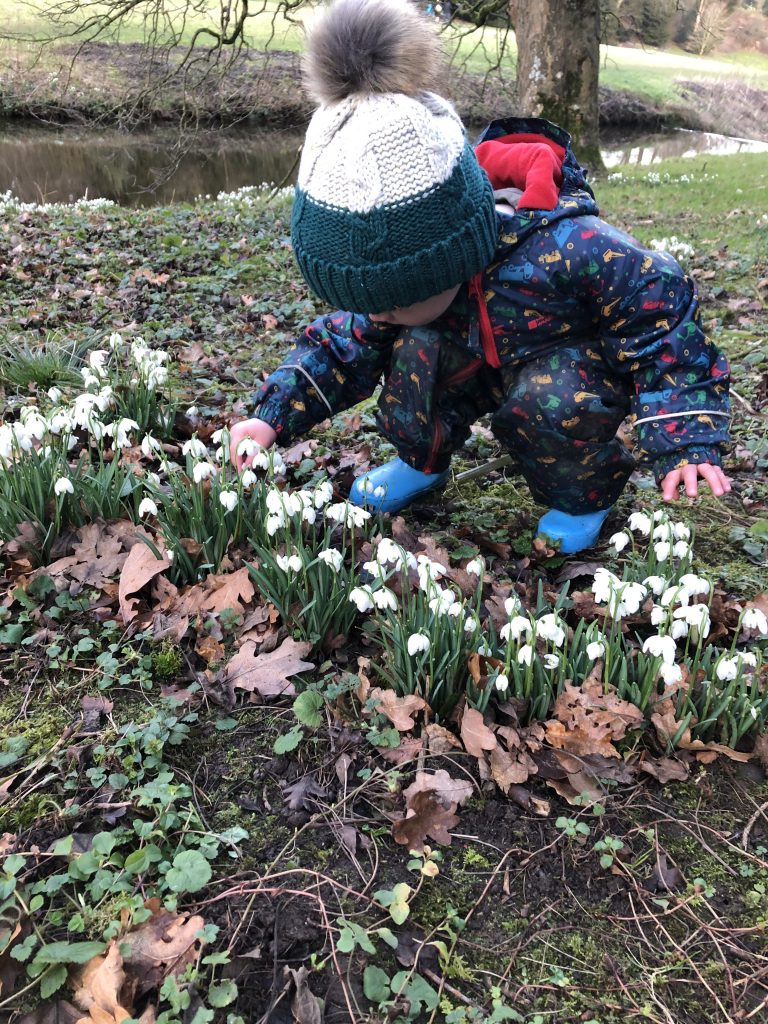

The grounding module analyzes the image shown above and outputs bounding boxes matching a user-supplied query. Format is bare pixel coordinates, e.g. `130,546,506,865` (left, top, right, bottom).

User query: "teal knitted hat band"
292,141,498,314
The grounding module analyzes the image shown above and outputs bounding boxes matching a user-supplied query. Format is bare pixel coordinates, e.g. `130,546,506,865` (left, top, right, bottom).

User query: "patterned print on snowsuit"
250,116,730,513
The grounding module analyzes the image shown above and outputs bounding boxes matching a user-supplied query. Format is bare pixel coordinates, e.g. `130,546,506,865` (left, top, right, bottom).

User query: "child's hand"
229,418,277,471
660,463,731,502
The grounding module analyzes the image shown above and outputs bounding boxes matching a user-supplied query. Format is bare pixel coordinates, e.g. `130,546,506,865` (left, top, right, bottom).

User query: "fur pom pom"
303,0,442,105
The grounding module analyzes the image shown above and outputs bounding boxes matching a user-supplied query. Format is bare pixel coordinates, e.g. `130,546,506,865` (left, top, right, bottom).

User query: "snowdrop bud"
288,554,302,573
654,541,671,562
108,332,124,350
219,490,238,512
407,632,430,656
495,673,509,692
146,472,161,488
504,595,521,616
477,642,492,656
465,558,484,576
54,477,74,495
317,548,343,572
609,531,630,553
464,615,479,634
642,633,677,665
349,586,375,613
628,511,652,535
138,497,158,518
586,641,605,660
517,644,534,666
192,462,217,484
742,608,768,635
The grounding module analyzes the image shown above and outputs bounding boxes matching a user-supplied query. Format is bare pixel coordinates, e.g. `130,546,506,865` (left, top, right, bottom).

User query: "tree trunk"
509,0,604,173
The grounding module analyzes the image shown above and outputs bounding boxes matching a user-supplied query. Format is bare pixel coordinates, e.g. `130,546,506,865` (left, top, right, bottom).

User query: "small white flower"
643,634,677,665
54,476,74,496
650,605,666,627
586,640,605,660
266,513,285,536
737,652,758,668
407,632,431,656
88,349,109,377
643,575,668,597
477,642,492,656
678,573,710,598
653,522,674,542
517,644,534,666
500,616,532,643
183,437,209,459
592,567,621,605
313,480,334,508
277,553,302,573
535,613,566,648
671,619,689,640
653,509,667,522
715,657,739,682
211,428,226,445
240,469,257,489
363,559,388,580
659,662,683,686
673,522,691,541
542,653,560,670
674,603,710,640
108,332,124,351
349,586,375,613
609,531,630,553
428,588,457,617
464,615,480,635
654,541,671,562
504,595,521,616
660,585,688,608
672,540,691,560
465,558,484,576
495,673,509,692
302,505,317,525
192,462,217,484
742,608,768,635
138,497,158,518
237,437,258,457
47,386,63,404
628,511,652,535
141,434,162,458
317,548,344,572
373,588,398,611
219,490,238,512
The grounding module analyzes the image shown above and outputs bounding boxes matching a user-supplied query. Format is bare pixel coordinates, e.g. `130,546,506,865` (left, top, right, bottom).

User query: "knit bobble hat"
291,0,498,315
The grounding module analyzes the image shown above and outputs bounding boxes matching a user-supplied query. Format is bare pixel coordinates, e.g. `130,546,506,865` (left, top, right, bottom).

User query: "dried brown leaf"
425,723,462,754
224,637,313,700
392,790,460,851
120,899,204,996
547,673,644,759
72,944,132,1023
118,544,171,624
403,770,473,808
371,688,427,731
200,568,255,617
460,707,497,757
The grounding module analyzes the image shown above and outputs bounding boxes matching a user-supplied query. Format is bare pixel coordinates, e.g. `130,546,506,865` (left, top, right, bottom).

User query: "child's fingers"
681,464,700,498
699,463,731,497
661,468,682,502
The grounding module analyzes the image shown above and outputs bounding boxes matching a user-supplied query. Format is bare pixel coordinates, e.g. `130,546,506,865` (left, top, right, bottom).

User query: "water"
0,121,766,207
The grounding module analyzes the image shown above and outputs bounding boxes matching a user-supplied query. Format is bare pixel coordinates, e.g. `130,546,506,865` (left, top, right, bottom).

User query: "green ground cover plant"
0,151,766,1022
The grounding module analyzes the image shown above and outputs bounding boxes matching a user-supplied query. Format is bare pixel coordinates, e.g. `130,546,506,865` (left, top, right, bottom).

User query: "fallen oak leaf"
119,899,204,997
200,568,255,617
403,770,473,808
223,637,314,700
370,687,427,731
392,789,460,851
118,543,171,624
71,944,132,1024
460,707,497,757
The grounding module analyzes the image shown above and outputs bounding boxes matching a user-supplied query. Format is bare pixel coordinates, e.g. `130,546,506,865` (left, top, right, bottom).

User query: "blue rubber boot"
536,508,612,554
349,458,450,514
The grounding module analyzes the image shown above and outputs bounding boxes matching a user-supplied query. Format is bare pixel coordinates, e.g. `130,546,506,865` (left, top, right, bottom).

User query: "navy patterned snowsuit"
249,117,730,513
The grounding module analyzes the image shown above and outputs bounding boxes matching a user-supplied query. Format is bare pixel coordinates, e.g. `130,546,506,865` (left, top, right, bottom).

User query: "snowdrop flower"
477,642,492,656
659,662,683,686
219,490,238,512
500,616,532,643
673,522,691,541
609,531,630,553
277,553,303,573
670,619,689,640
542,653,560,670
429,588,457,617
146,472,161,488
373,588,398,611
674,603,710,640
654,541,671,562
614,581,647,616
313,480,334,508
349,586,375,613
672,540,691,560
653,522,674,542
138,497,158,518
20,407,47,440
660,585,688,608
376,538,416,571
141,434,162,458
237,437,259,457
586,640,605,660
325,502,371,529
495,673,509,692
715,657,739,682
465,558,484,576
81,368,100,389
318,548,344,572
240,469,257,489
211,428,226,445
742,608,768,635
650,605,666,627
737,652,758,668
642,634,677,665
106,417,140,448
536,613,566,648
182,437,208,459
407,632,430,656
363,559,388,581
266,489,286,516
464,615,480,634
592,567,622,605
47,409,74,435
192,461,217,484
678,574,710,598
417,554,447,579
54,477,74,496
504,595,521,616
88,350,109,377
266,514,285,536
643,575,668,597
517,644,534,666
628,511,652,535
108,332,124,351
653,509,667,522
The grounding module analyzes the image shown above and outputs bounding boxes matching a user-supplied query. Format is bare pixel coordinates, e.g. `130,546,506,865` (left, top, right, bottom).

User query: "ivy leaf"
165,849,212,893
293,690,324,728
